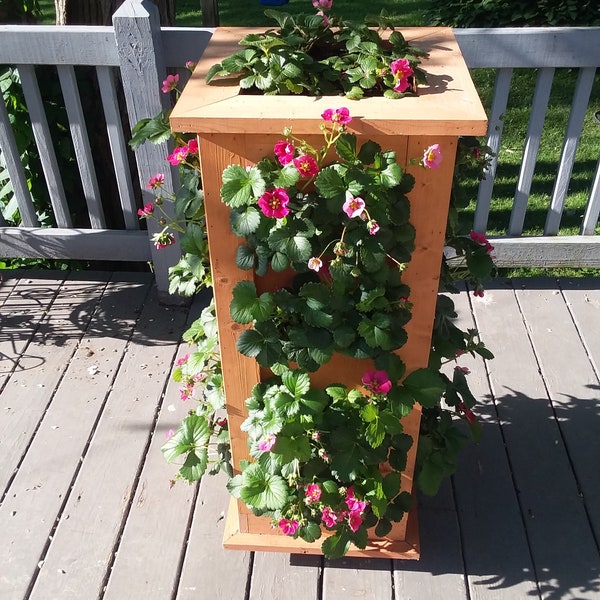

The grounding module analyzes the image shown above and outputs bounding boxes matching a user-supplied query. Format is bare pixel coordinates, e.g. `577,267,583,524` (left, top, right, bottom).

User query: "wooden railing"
1,0,599,302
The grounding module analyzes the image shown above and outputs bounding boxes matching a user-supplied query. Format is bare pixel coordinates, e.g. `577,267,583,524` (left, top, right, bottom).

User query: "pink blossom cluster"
167,139,199,166
321,487,369,533
179,373,206,401
161,74,179,94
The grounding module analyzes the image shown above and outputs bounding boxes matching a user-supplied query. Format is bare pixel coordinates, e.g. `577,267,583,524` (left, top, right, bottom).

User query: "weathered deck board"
103,294,205,600
29,282,190,599
469,280,600,599
1,271,600,600
452,285,539,600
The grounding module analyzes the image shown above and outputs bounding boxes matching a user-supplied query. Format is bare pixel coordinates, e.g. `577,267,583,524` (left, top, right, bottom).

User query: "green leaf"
281,370,311,397
221,165,265,207
382,472,401,499
235,245,256,270
239,463,289,510
271,251,288,272
230,205,261,236
299,521,322,543
315,166,346,199
380,162,403,188
230,280,257,323
129,111,171,149
403,368,445,408
161,414,211,463
336,133,357,162
416,458,445,496
375,518,393,537
179,448,208,482
321,531,352,559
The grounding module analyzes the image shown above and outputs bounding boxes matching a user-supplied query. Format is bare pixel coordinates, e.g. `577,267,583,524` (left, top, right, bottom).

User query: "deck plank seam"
22,277,153,600
465,281,544,599
556,281,600,557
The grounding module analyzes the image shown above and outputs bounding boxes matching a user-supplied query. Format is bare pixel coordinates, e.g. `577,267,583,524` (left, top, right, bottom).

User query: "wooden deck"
1,270,599,600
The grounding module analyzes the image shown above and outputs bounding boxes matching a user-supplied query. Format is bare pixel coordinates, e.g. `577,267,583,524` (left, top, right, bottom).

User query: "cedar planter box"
170,26,487,558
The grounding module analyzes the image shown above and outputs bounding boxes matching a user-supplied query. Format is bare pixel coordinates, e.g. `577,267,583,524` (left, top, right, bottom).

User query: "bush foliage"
429,0,600,27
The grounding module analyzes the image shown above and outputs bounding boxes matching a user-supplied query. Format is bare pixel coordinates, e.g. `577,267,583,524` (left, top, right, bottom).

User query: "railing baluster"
96,65,138,230
18,64,72,228
473,67,512,233
0,89,39,227
544,67,597,235
581,159,600,236
508,67,555,236
56,64,105,229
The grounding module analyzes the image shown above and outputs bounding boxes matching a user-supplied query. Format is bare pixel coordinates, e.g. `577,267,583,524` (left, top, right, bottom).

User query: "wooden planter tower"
170,26,487,558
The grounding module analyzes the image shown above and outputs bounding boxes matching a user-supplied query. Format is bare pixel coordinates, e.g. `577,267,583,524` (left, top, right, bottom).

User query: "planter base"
223,498,420,559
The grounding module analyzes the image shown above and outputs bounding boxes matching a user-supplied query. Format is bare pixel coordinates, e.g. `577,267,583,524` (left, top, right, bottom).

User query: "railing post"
113,0,183,304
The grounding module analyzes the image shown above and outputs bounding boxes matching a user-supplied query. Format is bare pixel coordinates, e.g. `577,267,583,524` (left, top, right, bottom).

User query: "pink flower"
167,146,188,166
216,417,228,427
180,383,194,401
473,286,485,298
175,353,190,367
469,231,494,254
455,366,471,375
321,107,352,125
137,202,154,218
257,188,290,219
152,232,176,250
312,0,332,8
367,220,380,235
348,511,363,533
279,518,300,536
161,73,179,93
361,370,392,395
390,58,413,94
422,144,443,169
342,195,365,218
305,483,322,504
293,154,320,178
274,140,295,165
165,429,175,440
308,257,323,272
321,506,339,528
186,139,199,155
345,487,368,513
185,60,197,71
258,433,276,452
147,173,165,189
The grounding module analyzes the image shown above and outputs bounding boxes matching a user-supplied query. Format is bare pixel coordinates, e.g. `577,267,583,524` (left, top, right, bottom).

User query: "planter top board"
170,27,488,137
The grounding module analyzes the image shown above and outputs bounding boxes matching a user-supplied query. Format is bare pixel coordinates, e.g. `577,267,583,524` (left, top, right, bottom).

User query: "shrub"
428,0,600,27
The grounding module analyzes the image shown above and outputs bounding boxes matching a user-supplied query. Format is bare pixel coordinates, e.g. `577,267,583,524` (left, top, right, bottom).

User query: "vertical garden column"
171,26,487,557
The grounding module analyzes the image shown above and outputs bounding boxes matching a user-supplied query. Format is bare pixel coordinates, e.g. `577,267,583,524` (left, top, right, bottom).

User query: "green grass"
459,69,600,239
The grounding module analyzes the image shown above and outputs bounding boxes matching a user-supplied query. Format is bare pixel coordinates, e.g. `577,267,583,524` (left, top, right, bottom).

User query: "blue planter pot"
259,0,289,5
